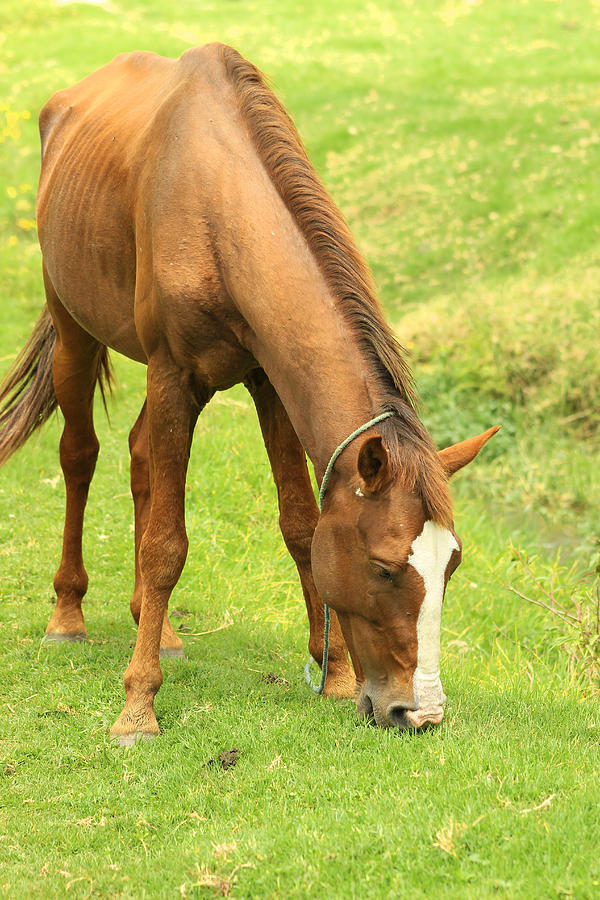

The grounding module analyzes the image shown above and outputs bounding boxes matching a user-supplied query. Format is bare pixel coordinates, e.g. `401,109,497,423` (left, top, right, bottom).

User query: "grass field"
1,0,599,897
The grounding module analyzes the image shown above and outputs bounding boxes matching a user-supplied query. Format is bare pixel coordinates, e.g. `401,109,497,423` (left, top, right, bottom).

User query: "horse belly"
41,217,145,362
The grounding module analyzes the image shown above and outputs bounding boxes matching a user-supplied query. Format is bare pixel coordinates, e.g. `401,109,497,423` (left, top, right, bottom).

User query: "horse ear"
439,426,500,477
357,435,391,493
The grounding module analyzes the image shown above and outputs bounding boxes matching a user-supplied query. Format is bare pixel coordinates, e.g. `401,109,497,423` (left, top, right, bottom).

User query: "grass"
1,0,599,897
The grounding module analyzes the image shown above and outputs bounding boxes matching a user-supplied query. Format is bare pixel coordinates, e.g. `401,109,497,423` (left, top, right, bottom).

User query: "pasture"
1,0,599,896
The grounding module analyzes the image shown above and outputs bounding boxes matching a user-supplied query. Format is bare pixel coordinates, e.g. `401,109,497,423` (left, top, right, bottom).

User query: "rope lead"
305,411,396,694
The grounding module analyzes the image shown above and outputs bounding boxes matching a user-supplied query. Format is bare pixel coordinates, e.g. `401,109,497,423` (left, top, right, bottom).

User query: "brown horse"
0,45,497,744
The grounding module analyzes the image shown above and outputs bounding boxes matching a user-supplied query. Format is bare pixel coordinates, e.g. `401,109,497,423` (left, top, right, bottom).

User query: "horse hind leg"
245,369,356,699
128,399,185,658
43,276,108,642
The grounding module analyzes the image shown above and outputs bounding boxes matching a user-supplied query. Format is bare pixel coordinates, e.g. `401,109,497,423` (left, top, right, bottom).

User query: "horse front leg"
128,400,185,658
111,352,201,744
245,370,356,699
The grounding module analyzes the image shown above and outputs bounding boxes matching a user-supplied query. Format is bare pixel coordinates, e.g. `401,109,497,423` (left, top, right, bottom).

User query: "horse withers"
0,44,498,743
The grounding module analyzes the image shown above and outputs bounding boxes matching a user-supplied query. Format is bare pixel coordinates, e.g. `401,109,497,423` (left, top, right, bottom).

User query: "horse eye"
372,564,394,583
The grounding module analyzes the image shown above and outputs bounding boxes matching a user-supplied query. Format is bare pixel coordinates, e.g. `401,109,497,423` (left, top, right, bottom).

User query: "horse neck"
215,177,383,480
245,272,381,483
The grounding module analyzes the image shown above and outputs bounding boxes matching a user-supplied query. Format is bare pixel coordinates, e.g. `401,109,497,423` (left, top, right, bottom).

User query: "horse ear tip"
479,424,501,449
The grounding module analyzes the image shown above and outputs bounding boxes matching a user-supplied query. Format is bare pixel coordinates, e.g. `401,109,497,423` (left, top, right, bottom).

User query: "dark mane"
220,45,416,405
220,45,452,527
377,397,453,527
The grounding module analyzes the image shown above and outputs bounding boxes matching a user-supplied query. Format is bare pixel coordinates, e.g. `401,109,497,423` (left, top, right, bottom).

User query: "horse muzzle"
385,700,445,730
357,674,446,730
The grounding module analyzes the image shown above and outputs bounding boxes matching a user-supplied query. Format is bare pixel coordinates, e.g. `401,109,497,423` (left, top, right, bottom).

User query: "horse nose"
404,706,444,729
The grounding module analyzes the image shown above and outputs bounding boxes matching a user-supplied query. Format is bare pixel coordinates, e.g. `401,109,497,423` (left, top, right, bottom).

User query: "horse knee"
279,508,315,565
139,525,188,592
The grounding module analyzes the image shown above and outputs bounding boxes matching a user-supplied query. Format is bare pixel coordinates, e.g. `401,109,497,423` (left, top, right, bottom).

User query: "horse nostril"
386,702,412,729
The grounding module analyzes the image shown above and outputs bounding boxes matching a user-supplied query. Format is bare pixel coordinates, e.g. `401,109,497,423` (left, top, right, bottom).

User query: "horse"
0,44,498,744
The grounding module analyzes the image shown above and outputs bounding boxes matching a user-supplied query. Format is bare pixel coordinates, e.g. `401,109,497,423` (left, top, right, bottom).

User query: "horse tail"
0,306,57,465
0,306,113,466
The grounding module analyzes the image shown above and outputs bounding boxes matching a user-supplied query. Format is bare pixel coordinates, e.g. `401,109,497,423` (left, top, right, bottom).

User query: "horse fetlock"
54,569,88,602
323,659,356,699
123,667,163,700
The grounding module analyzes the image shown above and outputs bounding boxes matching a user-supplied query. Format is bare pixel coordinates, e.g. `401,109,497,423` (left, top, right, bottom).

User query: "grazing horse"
0,45,497,744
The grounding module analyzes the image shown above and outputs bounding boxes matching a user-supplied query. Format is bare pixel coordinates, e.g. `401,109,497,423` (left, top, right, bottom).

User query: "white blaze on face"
407,520,459,715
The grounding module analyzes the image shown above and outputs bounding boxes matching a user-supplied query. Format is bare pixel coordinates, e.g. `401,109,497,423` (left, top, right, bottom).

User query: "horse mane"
376,397,453,527
220,45,452,527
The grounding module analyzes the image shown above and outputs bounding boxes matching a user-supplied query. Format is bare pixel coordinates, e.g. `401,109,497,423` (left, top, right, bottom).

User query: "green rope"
304,411,396,694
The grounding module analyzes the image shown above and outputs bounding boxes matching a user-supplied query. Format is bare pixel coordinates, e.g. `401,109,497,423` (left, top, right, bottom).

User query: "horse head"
311,425,499,729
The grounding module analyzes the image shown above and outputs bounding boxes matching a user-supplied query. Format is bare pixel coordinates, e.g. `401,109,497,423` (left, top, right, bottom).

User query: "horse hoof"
159,646,185,659
111,731,157,748
43,632,87,644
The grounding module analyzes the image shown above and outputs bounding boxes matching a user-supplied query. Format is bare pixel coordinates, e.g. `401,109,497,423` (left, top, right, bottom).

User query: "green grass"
1,0,599,897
